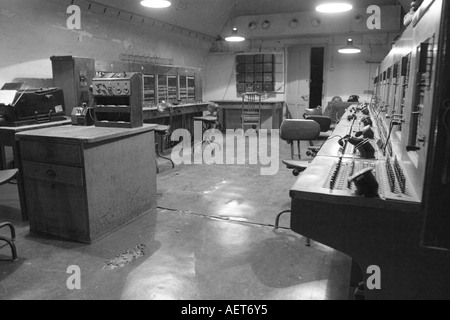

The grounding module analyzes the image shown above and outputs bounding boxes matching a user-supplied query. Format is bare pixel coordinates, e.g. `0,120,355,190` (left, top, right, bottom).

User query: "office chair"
194,102,221,132
275,120,320,246
303,107,323,118
279,119,321,176
241,93,262,131
193,103,222,154
303,107,333,149
0,169,19,262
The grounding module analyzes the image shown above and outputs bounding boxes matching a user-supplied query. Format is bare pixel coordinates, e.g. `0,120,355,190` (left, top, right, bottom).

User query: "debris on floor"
103,244,146,270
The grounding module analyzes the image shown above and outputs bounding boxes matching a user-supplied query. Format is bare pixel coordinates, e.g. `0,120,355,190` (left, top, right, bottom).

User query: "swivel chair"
193,103,222,155
275,120,321,246
0,169,19,261
279,119,321,176
302,107,333,150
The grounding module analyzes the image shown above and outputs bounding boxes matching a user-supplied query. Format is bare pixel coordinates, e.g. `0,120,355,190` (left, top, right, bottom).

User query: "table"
213,101,284,130
16,124,158,244
144,103,209,149
0,119,71,220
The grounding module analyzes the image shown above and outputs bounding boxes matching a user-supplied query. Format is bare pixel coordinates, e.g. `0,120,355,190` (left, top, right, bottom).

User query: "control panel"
94,81,131,96
323,156,418,202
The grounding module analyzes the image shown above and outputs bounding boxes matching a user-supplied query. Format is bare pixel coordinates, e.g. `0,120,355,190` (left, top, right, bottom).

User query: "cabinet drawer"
25,180,90,244
23,161,84,186
21,140,82,166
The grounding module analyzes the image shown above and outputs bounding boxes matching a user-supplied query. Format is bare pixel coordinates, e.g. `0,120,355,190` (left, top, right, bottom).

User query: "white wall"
0,0,211,87
204,36,394,108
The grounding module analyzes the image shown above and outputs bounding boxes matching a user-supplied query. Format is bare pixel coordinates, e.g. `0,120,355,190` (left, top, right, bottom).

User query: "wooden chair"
0,169,19,262
241,93,262,131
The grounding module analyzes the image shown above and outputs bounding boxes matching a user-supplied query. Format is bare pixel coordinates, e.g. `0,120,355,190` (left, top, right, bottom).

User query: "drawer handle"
46,170,57,179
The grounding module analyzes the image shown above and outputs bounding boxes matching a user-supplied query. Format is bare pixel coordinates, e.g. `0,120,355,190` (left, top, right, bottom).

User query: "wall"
204,5,401,110
204,35,395,108
0,0,212,87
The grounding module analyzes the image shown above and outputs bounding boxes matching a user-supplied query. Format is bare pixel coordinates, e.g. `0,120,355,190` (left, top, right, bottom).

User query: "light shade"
316,2,353,13
225,27,245,42
338,39,361,54
141,0,172,8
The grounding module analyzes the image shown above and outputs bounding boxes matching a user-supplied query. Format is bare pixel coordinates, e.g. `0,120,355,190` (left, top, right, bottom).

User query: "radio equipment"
0,88,66,127
92,72,143,128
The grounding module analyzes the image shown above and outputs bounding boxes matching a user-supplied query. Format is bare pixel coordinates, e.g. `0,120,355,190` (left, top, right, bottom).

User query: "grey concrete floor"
0,136,352,300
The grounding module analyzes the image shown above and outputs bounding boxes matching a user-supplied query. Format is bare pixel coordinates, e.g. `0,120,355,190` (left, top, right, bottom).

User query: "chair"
241,93,262,131
193,103,222,154
154,102,176,173
279,119,321,176
275,120,321,246
302,108,333,154
0,169,19,262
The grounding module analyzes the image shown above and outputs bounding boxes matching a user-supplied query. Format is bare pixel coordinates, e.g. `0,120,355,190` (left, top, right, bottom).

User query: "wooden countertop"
16,124,157,144
0,118,71,133
213,100,285,104
143,102,209,112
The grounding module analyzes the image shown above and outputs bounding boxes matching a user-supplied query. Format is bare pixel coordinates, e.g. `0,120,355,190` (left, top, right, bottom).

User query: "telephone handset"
348,95,360,103
349,168,379,198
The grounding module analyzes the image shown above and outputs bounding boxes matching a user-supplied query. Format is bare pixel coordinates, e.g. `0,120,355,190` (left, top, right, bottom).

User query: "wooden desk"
143,103,209,120
213,101,284,130
17,124,157,244
0,119,71,221
143,103,209,148
0,120,71,169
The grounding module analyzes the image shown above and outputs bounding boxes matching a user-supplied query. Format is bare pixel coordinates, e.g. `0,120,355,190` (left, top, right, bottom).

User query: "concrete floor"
0,136,352,300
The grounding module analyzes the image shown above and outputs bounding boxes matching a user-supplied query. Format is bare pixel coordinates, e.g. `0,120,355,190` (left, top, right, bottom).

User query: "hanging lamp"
140,0,172,9
316,2,353,13
225,0,245,42
338,39,361,54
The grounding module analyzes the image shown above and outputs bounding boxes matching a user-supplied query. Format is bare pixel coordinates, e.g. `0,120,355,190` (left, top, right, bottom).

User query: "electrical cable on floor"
157,206,291,231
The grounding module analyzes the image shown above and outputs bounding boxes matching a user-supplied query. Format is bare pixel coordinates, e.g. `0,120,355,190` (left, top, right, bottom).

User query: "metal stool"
154,125,175,173
0,223,17,261
0,169,19,261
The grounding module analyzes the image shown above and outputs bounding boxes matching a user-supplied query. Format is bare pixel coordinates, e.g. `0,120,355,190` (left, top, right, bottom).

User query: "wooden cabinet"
17,125,158,244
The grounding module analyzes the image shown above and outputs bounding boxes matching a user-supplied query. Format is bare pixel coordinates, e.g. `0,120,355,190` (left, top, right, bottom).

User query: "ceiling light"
338,39,361,54
140,0,172,9
225,27,245,42
316,3,353,13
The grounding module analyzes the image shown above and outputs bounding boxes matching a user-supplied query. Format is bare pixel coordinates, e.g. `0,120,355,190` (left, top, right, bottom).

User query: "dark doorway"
310,47,325,109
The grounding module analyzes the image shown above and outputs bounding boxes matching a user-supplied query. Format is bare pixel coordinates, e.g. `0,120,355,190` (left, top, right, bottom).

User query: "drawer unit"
22,161,84,187
17,125,157,244
21,140,82,166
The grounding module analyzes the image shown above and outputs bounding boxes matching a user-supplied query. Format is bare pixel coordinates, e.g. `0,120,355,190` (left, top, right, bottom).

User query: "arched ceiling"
93,0,411,37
